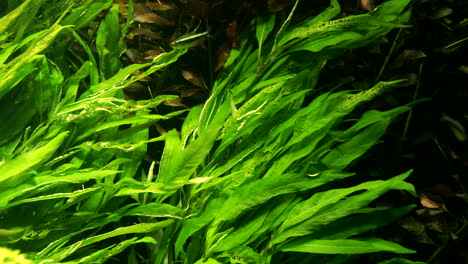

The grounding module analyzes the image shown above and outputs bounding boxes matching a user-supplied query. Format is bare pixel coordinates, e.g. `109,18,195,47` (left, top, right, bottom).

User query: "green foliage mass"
0,0,422,263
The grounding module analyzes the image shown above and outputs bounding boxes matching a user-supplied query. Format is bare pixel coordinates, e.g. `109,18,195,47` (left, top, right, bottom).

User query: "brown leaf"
181,70,206,88
125,48,144,63
180,88,202,98
417,208,456,233
392,49,426,68
143,50,162,60
163,98,189,108
134,3,172,25
124,82,146,93
360,0,374,11
134,13,172,25
225,20,238,48
419,192,443,209
215,42,231,72
163,84,184,93
155,123,168,135
399,215,435,245
132,27,163,39
146,1,177,11
391,73,418,87
116,0,129,16
164,85,204,98
131,70,152,82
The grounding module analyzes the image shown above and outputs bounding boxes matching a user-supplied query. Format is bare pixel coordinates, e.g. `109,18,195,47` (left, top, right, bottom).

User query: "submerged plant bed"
0,0,428,263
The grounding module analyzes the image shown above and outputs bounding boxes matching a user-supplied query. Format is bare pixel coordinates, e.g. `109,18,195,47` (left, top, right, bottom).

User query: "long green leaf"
0,132,68,186
0,24,70,98
272,170,414,245
76,237,156,263
280,238,415,254
96,4,121,79
256,14,275,65
44,221,174,262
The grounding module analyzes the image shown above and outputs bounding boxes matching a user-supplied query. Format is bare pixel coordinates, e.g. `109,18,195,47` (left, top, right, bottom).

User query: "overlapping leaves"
150,0,419,263
0,0,421,263
0,0,187,262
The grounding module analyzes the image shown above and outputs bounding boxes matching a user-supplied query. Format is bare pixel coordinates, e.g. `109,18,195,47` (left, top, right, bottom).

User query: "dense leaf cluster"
0,0,422,263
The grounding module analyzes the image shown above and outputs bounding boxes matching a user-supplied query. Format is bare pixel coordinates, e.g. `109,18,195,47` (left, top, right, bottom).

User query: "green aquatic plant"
0,0,187,262
146,0,421,263
0,0,424,263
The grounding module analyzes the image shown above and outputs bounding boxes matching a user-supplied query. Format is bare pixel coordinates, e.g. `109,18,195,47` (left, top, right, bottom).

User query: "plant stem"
401,60,424,142
374,28,402,84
